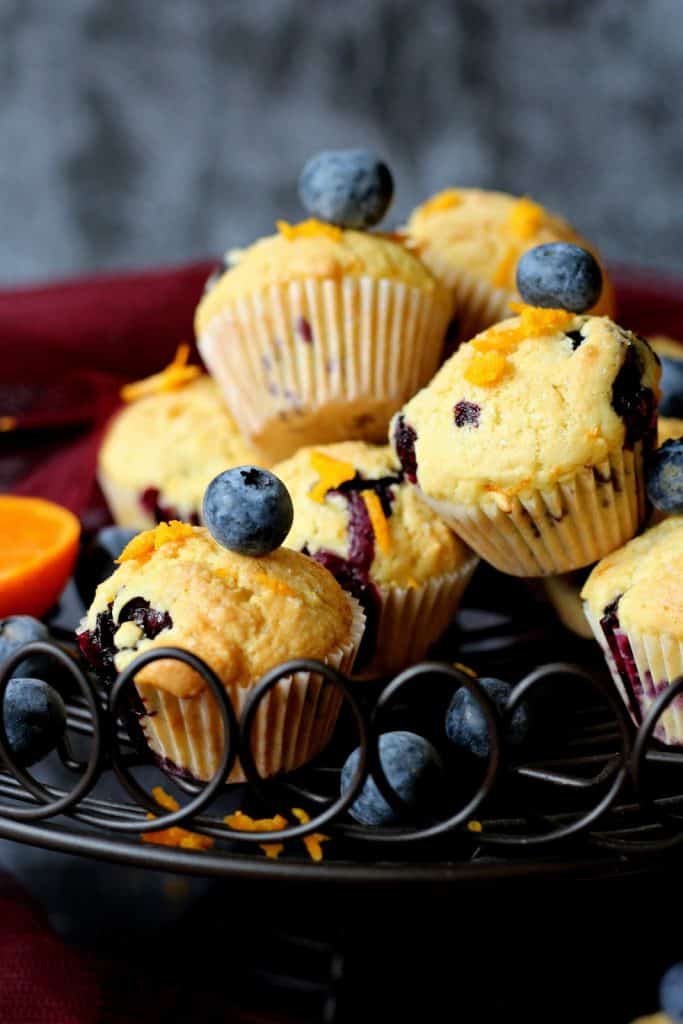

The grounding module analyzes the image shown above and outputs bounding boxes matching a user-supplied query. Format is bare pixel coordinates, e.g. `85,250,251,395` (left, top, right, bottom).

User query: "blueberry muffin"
582,516,683,745
405,189,615,346
77,522,364,781
391,306,660,576
195,219,450,462
99,373,259,530
273,441,477,677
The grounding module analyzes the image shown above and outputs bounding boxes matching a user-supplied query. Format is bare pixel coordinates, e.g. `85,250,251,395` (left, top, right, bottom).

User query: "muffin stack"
90,146,681,783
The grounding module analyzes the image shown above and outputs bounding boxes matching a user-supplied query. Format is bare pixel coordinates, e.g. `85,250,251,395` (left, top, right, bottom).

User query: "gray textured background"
1,0,682,285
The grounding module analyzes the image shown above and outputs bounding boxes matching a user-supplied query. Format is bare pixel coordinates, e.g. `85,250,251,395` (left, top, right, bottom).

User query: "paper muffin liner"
541,572,594,639
584,605,683,746
359,556,479,679
420,443,647,577
197,276,450,462
134,595,366,784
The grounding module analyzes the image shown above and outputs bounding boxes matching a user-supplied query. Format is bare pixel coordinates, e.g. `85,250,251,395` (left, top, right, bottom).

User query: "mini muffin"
405,189,615,345
76,522,365,781
543,415,683,636
582,516,683,745
99,371,258,530
195,219,450,462
273,441,477,678
391,306,660,576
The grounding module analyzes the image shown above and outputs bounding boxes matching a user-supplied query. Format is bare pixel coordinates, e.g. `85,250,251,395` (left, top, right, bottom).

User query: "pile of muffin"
81,148,683,784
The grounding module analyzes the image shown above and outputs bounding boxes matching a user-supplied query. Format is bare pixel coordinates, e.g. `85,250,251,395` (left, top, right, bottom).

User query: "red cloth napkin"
0,877,100,1023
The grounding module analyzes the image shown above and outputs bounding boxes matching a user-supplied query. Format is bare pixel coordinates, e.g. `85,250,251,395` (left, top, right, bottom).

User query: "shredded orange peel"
417,188,462,219
142,787,214,851
291,807,330,862
121,344,201,403
223,808,330,862
309,450,357,503
464,303,574,387
361,490,391,554
253,573,298,599
118,520,195,563
492,197,546,288
277,218,343,243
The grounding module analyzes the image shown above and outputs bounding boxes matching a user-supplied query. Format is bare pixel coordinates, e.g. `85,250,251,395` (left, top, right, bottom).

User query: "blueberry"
2,678,66,767
203,466,293,557
660,962,683,1022
0,617,51,680
445,677,530,759
516,243,603,313
75,526,137,605
298,149,393,229
340,730,445,826
646,439,683,513
651,337,683,417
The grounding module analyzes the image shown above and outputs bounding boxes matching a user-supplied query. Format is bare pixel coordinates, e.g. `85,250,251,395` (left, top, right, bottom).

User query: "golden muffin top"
79,523,359,698
195,219,439,332
98,376,259,512
582,516,683,638
391,308,660,506
273,441,473,589
405,188,614,315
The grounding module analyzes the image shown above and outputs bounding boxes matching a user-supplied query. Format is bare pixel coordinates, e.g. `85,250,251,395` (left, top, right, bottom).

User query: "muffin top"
78,522,357,698
405,188,614,314
658,416,683,446
195,219,438,331
582,516,683,639
99,375,258,510
273,441,471,589
391,308,660,506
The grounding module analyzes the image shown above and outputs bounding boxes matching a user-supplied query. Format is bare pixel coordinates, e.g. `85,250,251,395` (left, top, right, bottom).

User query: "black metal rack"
2,573,683,887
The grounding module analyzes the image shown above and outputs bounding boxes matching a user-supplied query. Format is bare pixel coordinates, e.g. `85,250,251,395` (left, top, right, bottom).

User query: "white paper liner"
584,605,683,745
134,595,366,784
197,276,450,461
541,573,594,639
420,444,647,577
358,556,479,679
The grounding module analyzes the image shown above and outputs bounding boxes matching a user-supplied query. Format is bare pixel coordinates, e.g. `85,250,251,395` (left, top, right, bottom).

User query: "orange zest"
0,496,80,619
464,351,507,387
121,344,201,403
417,188,462,218
224,810,288,860
291,807,330,862
276,219,343,243
361,490,391,554
118,521,195,563
142,787,214,851
309,450,357,503
253,573,298,599
506,196,544,240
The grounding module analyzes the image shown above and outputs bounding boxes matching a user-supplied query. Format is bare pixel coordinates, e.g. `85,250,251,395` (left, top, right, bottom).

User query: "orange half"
0,496,81,619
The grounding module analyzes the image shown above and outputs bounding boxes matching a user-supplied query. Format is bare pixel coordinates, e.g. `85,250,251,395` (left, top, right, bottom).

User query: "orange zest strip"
361,490,391,554
417,188,462,218
121,344,201,403
118,521,194,563
254,573,298,599
224,810,289,860
142,787,214,851
467,820,483,834
276,219,343,243
291,807,329,863
464,351,507,387
506,196,544,240
309,450,357,503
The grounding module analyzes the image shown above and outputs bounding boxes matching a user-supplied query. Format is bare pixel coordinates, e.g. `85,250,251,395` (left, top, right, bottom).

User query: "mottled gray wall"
1,0,682,284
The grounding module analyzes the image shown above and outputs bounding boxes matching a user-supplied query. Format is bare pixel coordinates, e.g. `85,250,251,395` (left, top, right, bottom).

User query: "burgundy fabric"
0,877,100,1023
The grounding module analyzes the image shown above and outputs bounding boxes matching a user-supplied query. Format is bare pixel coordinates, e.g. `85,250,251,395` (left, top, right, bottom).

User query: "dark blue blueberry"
298,149,394,229
75,526,138,605
2,678,66,766
646,439,683,513
445,677,530,759
203,466,293,557
0,617,51,680
660,962,683,1022
453,401,480,428
340,730,445,826
516,243,603,313
392,415,418,483
652,338,683,417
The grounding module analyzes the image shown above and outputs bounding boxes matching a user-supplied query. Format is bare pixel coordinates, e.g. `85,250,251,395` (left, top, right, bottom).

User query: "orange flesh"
0,496,80,618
